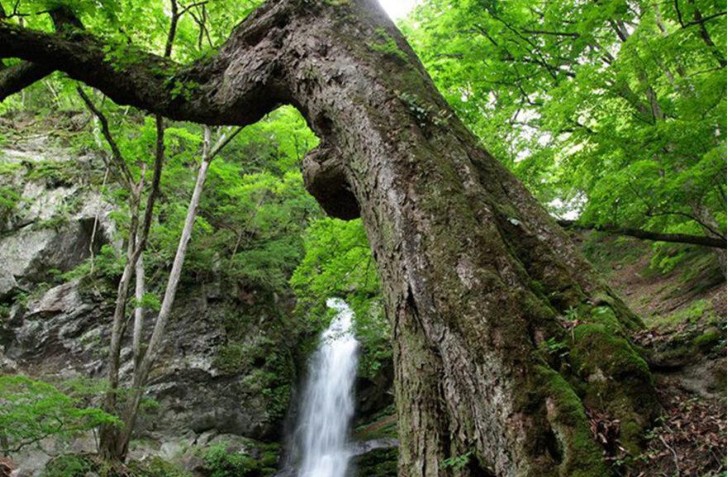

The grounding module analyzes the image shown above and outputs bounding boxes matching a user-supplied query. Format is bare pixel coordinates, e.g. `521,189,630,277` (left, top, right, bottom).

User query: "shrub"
0,375,119,456
127,456,191,477
202,443,276,477
42,455,93,477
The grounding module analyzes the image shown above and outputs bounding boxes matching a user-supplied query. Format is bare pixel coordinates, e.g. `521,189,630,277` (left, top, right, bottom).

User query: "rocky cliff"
0,131,396,476
0,134,301,474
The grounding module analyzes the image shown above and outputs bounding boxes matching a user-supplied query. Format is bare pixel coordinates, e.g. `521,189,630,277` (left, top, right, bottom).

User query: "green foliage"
42,454,94,477
26,160,79,186
651,298,717,330
442,451,473,471
111,107,321,295
133,292,161,312
0,375,119,455
202,442,277,477
127,456,192,477
0,185,21,221
290,218,391,378
542,337,570,360
402,0,726,253
63,244,125,283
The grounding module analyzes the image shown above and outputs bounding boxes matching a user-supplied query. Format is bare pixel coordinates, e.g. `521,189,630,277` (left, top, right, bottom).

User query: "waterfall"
297,298,360,477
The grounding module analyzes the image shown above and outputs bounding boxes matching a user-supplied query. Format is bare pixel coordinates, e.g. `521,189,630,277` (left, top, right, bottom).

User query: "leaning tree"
0,0,660,475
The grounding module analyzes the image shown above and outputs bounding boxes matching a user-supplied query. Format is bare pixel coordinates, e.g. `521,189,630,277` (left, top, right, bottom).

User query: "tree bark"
132,252,145,365
116,138,212,459
0,1,659,475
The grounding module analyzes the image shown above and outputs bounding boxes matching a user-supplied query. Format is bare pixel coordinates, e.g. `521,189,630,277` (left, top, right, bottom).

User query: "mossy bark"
2,0,660,474
279,2,658,475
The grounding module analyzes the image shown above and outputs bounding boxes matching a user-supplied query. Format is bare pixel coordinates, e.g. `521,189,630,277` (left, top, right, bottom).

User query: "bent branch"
558,220,727,249
0,3,287,124
0,62,53,99
0,5,84,100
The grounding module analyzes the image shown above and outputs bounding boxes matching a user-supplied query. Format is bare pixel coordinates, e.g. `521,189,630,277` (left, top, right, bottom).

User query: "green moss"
588,306,623,334
589,292,643,330
569,323,657,455
367,28,409,64
535,366,608,476
692,329,722,352
530,279,546,297
571,324,650,381
214,342,252,374
651,299,716,331
351,447,398,477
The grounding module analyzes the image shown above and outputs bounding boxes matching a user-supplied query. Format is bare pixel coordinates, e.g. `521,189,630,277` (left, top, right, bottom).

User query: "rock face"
5,279,296,438
0,134,395,475
0,136,300,465
0,135,114,299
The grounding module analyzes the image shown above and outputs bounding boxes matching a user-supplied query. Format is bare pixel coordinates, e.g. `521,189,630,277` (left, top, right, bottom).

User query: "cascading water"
296,298,360,477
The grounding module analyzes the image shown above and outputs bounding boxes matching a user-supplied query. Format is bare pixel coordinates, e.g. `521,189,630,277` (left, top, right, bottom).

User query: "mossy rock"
42,453,185,477
351,447,398,477
571,324,651,379
692,328,722,353
127,457,191,477
534,365,608,477
569,323,658,454
588,306,624,335
199,438,279,477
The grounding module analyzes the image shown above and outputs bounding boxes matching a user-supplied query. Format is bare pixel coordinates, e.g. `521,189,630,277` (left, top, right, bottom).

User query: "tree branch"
0,61,53,99
77,87,135,187
0,3,287,125
0,5,83,100
686,0,726,67
558,220,726,249
521,28,579,38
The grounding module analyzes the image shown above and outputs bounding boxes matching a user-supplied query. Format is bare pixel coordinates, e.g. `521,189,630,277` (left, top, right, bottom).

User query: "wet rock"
350,442,398,477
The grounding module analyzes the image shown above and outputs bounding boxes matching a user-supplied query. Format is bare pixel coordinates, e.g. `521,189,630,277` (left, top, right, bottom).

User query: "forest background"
0,0,724,474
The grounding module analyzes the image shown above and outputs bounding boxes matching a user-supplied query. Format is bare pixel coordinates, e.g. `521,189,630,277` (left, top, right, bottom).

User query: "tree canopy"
402,0,726,249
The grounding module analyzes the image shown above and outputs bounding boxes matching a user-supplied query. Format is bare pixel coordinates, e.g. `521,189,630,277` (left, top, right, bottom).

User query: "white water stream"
297,298,360,477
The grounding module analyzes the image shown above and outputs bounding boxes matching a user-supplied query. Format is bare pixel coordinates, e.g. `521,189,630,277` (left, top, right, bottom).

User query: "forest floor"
581,233,726,477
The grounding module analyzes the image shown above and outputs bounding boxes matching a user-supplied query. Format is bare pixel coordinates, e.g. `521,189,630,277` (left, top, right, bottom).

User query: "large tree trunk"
286,4,657,475
0,1,659,475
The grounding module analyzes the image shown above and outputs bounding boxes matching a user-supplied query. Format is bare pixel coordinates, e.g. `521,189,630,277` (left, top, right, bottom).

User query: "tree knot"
302,143,360,220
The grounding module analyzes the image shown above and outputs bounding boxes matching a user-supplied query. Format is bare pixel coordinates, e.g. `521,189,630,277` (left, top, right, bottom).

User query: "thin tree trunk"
79,91,165,460
114,126,240,459
98,190,140,458
132,252,145,365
